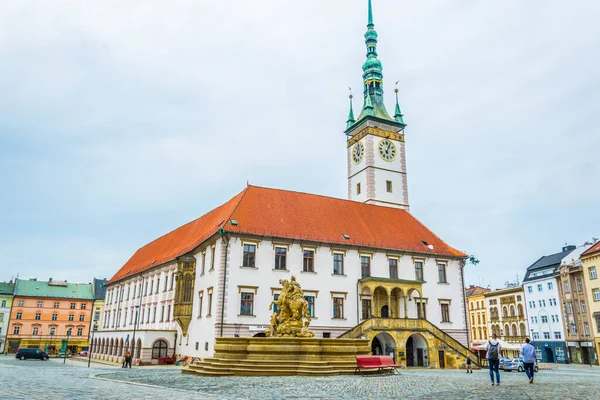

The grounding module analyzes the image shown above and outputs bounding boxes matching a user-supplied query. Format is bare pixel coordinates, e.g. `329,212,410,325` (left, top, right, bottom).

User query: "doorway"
545,347,554,363
381,305,389,318
438,351,445,368
372,332,396,359
405,334,427,367
582,348,590,364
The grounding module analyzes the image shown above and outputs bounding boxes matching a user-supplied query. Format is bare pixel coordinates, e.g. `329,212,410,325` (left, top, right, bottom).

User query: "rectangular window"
201,252,206,274
207,293,213,316
52,313,58,321
16,312,22,320
543,332,550,339
155,278,160,294
565,281,570,293
537,284,543,292
198,294,203,318
362,299,372,320
532,332,540,340
77,328,83,336
170,274,174,291
593,288,600,301
49,327,56,335
581,300,587,313
541,315,548,323
388,258,398,279
37,301,43,307
164,276,168,292
538,300,542,307
571,323,577,336
577,279,583,292
548,282,553,290
305,296,315,317
70,303,76,309
160,305,165,322
167,305,171,321
596,316,600,333
356,183,361,195
441,303,450,322
210,246,216,271
527,286,533,293
66,327,72,336
584,322,590,336
554,331,562,339
361,256,371,278
240,293,254,316
415,261,423,281
333,298,344,319
94,311,100,321
1,300,6,307
68,314,74,321
79,314,85,322
303,250,315,272
272,294,279,314
437,263,447,283
417,301,427,319
591,267,597,280
274,247,287,270
13,326,20,335
386,180,393,193
568,302,573,314
32,327,39,336
243,244,256,268
35,313,41,320
333,253,344,275
18,300,24,307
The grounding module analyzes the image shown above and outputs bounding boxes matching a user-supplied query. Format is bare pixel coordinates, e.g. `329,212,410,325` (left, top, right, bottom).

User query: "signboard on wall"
248,325,269,332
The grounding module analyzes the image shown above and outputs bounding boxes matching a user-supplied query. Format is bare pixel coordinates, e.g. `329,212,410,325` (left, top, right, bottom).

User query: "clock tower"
346,0,409,211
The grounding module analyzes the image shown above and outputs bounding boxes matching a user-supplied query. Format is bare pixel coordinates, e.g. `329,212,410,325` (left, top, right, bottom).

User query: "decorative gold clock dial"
378,139,397,162
352,142,364,164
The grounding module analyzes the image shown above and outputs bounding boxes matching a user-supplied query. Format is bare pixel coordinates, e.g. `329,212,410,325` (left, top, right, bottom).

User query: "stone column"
387,294,391,317
403,296,408,318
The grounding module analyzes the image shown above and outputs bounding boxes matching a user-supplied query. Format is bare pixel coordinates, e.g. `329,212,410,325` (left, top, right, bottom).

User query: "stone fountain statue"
266,276,314,338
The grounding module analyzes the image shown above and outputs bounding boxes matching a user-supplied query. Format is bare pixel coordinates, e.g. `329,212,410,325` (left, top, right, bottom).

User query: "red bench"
355,355,402,375
158,357,176,365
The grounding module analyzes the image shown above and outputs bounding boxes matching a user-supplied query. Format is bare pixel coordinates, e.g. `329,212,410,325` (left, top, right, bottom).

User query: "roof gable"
108,185,466,284
582,241,600,258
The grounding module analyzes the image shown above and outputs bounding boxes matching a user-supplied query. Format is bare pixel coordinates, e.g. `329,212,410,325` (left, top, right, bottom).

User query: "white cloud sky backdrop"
1,0,599,289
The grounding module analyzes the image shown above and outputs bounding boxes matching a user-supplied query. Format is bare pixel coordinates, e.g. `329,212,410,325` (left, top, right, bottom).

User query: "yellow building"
581,241,600,364
484,286,528,359
466,285,490,348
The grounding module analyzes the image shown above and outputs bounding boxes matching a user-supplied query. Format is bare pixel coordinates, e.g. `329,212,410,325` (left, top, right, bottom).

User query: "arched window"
502,307,508,318
512,324,517,336
152,340,168,359
518,304,524,317
520,323,527,337
510,305,515,317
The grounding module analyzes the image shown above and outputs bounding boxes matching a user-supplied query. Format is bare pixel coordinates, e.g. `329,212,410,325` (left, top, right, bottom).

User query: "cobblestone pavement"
2,356,600,400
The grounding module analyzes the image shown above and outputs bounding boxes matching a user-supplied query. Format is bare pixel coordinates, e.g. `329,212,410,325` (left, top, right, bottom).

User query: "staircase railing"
339,317,479,365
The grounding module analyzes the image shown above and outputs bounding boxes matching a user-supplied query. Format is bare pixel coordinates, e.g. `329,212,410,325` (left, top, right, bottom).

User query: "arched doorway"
406,334,427,367
371,332,396,359
381,305,389,318
152,339,169,359
253,332,266,337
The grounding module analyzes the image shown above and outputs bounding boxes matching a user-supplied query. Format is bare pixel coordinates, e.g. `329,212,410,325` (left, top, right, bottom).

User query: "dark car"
15,348,50,361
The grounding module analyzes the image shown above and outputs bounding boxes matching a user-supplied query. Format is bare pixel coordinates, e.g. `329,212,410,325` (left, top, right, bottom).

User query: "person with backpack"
520,337,536,383
466,358,473,373
486,333,502,386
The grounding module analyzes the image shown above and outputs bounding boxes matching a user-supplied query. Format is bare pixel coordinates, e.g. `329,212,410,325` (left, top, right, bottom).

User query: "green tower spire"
346,92,356,129
345,0,405,132
394,87,405,124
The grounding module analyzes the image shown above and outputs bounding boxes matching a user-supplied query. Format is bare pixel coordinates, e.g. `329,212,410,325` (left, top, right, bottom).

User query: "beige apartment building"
580,241,600,364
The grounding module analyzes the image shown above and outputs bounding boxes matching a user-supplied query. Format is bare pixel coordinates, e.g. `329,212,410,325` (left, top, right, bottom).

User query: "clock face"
378,139,397,162
352,142,365,164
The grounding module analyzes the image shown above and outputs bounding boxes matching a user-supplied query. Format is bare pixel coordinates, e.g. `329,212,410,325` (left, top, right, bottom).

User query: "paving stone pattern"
2,356,600,400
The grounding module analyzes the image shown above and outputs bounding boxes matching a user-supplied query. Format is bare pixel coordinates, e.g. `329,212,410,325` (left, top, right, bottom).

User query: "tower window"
386,180,393,193
356,183,361,195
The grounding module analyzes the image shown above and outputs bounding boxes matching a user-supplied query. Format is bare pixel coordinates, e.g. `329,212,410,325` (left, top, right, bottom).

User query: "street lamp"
130,305,140,368
63,330,71,364
88,323,98,368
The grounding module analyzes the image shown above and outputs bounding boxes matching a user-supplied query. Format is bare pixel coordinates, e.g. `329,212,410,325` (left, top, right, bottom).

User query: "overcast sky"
1,0,599,290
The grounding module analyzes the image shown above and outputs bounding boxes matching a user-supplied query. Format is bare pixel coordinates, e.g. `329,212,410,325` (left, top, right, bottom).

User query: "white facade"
523,274,565,344
93,263,178,364
347,119,409,210
182,234,467,359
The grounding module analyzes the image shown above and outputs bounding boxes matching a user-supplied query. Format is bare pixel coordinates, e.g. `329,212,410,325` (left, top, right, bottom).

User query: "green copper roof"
346,0,406,132
0,282,15,295
346,94,356,129
14,279,94,300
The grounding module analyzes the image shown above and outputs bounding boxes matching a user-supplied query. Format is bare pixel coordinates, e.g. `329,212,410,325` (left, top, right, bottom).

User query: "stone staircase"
339,317,480,368
184,358,361,376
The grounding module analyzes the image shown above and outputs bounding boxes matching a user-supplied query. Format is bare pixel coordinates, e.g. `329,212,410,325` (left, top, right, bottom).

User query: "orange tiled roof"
582,241,600,258
108,185,467,283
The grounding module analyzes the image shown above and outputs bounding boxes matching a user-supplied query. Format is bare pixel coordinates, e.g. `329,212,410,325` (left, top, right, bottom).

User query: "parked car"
79,351,88,357
501,358,539,372
15,348,49,361
498,357,510,369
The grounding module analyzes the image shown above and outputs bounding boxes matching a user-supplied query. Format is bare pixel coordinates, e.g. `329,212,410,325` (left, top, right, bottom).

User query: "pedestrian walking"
124,351,132,368
466,358,473,373
520,337,536,384
486,334,502,386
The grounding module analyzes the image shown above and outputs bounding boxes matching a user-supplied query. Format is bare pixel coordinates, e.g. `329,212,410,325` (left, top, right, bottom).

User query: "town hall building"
92,1,475,369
